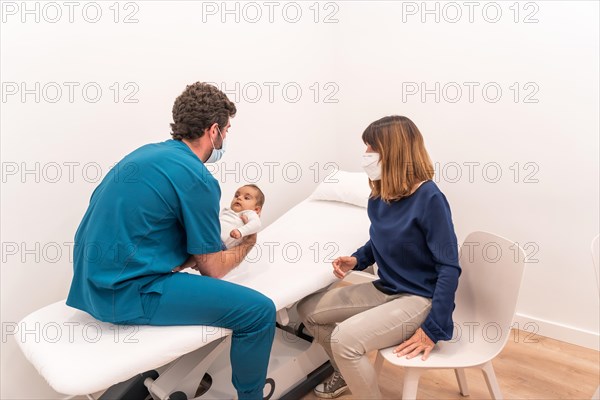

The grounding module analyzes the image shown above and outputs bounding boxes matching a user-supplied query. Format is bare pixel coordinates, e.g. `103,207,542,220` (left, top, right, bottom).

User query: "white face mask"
361,153,381,180
205,126,226,163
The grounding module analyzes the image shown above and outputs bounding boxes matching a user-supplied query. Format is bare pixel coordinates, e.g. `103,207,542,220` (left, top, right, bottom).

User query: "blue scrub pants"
121,272,276,400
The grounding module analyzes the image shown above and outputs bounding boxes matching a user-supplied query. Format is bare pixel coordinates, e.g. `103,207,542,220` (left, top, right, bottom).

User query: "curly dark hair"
170,82,237,141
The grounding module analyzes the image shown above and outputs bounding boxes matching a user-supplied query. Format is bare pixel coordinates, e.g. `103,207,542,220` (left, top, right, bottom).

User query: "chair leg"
374,351,385,374
402,368,422,400
454,368,470,397
480,361,503,400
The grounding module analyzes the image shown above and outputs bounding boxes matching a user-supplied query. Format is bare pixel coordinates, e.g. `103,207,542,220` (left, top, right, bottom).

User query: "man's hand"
332,256,357,279
185,231,258,278
393,327,435,361
172,255,197,272
230,229,242,239
227,233,257,266
241,232,256,246
240,214,249,224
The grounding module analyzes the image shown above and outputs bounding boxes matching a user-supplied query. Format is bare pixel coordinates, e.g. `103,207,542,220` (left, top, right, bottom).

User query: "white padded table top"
17,301,231,396
225,199,371,309
16,199,370,395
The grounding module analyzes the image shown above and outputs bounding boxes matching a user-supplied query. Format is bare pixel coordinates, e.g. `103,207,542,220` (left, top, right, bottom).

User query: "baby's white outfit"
220,208,261,249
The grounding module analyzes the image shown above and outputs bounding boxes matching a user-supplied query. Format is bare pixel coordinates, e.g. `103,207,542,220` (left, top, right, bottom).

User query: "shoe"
314,371,349,398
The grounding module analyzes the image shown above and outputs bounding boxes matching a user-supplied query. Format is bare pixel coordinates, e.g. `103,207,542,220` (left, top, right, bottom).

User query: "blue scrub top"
66,139,222,322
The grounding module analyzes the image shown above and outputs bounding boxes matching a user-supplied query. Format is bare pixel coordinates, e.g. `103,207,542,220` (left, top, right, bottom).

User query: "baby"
220,184,265,249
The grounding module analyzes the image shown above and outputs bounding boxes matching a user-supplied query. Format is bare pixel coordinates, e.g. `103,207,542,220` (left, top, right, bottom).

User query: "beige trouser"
297,282,432,399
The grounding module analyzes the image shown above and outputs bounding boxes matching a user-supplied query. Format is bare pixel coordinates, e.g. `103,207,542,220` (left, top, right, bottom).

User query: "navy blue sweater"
351,180,461,343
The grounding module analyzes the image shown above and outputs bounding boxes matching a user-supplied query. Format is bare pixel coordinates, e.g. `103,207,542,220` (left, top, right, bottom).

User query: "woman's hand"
332,256,358,279
393,327,435,361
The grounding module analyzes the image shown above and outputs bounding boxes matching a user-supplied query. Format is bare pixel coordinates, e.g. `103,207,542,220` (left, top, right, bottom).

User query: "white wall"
1,1,598,399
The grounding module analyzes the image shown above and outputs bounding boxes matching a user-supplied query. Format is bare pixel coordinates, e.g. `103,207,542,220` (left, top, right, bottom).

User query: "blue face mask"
205,126,227,163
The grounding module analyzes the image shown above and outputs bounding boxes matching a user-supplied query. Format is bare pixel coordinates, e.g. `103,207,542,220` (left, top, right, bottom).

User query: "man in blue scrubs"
66,82,276,400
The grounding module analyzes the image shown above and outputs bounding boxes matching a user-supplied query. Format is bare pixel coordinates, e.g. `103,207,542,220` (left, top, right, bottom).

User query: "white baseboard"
514,313,600,351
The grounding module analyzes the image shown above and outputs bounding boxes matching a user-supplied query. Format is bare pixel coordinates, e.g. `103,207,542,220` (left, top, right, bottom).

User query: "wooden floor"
301,330,600,400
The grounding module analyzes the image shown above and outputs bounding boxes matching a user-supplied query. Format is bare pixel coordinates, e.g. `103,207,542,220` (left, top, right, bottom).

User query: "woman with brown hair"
297,115,461,399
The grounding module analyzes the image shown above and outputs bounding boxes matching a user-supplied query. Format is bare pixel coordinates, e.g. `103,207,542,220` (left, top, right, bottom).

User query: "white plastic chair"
590,234,599,400
375,231,526,400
